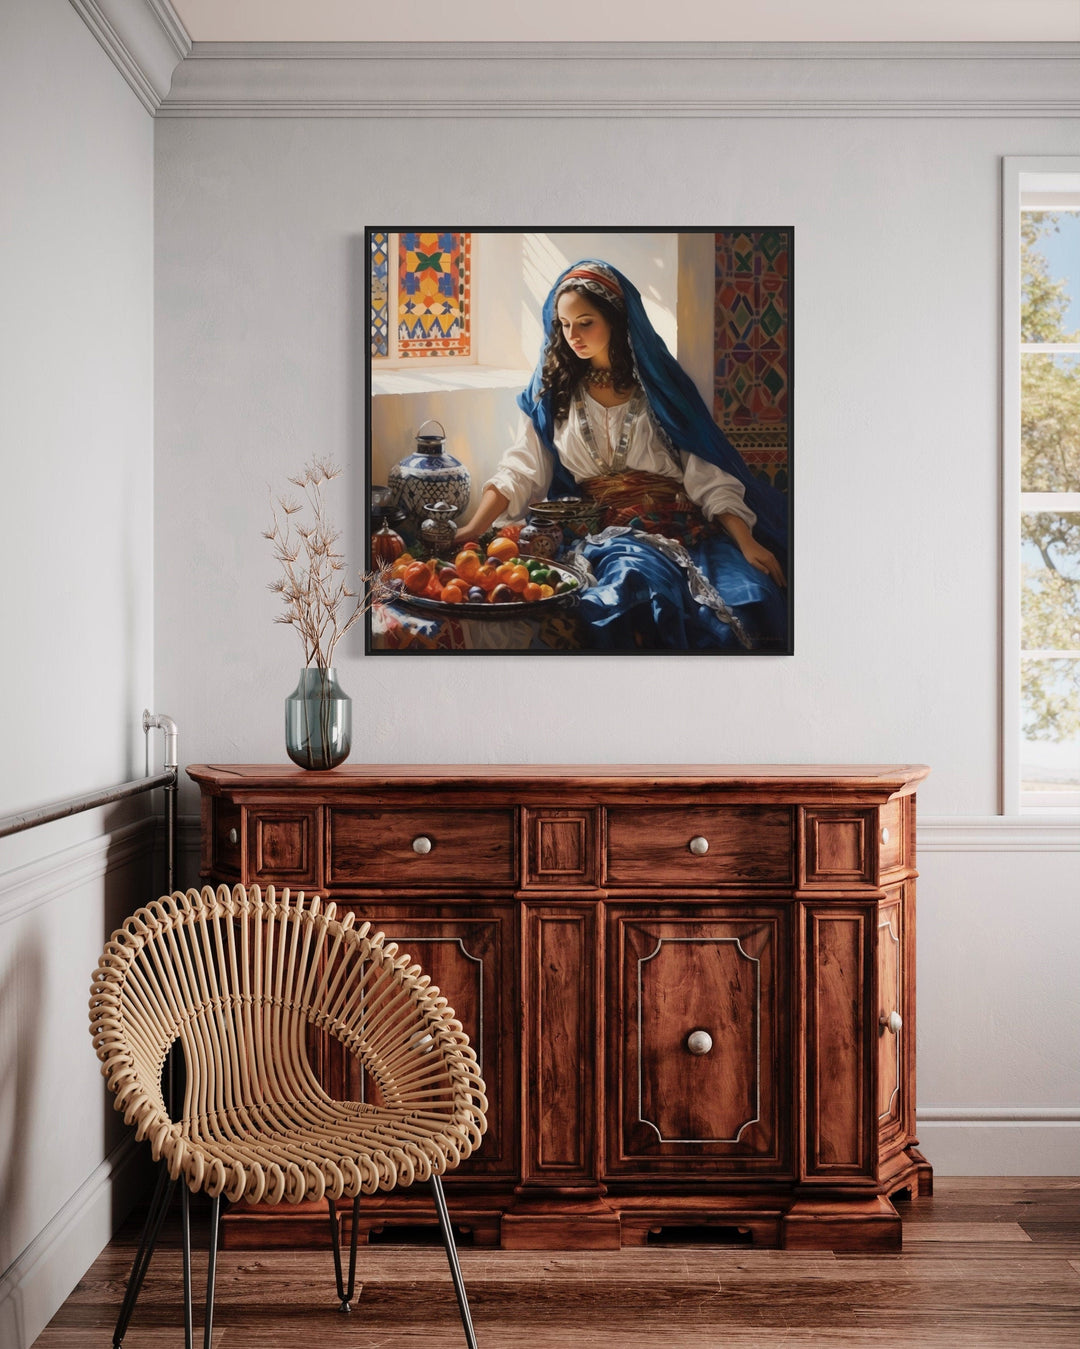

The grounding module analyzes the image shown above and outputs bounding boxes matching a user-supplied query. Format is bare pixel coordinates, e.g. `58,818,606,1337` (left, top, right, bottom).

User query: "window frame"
1002,157,1080,815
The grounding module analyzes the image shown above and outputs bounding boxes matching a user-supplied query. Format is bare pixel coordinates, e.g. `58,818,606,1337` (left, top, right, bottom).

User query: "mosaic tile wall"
713,229,791,489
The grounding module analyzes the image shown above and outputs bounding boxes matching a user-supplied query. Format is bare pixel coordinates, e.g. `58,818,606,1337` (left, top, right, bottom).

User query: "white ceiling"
169,0,1080,45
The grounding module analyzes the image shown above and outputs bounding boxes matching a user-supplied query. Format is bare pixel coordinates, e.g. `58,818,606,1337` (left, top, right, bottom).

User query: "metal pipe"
0,771,177,840
143,711,180,893
142,711,178,770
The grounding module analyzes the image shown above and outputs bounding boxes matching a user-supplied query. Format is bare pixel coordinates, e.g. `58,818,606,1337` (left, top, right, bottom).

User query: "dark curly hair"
540,282,637,421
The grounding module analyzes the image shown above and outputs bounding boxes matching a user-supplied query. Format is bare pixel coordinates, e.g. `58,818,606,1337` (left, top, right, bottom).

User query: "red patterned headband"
557,263,625,307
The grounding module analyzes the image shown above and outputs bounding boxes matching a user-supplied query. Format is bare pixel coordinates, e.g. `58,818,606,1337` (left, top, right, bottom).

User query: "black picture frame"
365,227,793,656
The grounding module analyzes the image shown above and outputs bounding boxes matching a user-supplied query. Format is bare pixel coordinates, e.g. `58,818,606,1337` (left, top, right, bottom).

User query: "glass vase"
285,667,352,770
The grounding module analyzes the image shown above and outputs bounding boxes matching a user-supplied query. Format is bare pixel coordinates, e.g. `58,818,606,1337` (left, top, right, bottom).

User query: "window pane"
1019,509,1078,663
1021,512,1080,654
397,232,471,358
1020,353,1080,492
1021,657,1080,801
370,231,390,357
1021,210,1080,343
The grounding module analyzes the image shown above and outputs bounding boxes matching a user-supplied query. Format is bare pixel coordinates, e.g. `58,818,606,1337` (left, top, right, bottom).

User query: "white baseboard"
917,1107,1080,1176
0,1136,146,1349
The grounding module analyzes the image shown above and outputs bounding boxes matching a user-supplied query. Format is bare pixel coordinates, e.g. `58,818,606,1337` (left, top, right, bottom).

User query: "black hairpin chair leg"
431,1174,479,1349
180,1184,221,1349
327,1195,362,1312
181,1184,193,1349
113,1162,176,1348
204,1194,221,1349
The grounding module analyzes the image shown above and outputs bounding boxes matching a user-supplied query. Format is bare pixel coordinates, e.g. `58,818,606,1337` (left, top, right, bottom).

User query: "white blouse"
485,389,756,530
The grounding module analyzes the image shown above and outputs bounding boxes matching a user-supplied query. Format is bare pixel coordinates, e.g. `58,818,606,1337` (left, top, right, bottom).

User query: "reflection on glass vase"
285,667,352,770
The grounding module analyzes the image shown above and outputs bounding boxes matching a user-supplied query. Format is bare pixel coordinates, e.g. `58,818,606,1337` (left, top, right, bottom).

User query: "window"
370,231,472,363
1005,161,1080,811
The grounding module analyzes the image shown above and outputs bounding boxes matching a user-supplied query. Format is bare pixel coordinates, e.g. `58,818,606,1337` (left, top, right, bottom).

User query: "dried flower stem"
264,459,382,668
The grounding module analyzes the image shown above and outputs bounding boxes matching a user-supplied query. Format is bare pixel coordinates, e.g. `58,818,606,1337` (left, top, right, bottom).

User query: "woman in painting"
453,259,788,650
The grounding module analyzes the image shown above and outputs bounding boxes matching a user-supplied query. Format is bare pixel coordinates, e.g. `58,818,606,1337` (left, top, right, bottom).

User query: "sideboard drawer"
327,808,517,888
606,806,795,887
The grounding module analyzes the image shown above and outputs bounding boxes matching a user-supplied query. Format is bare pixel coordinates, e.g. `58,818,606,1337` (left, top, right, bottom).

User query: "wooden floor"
34,1178,1080,1348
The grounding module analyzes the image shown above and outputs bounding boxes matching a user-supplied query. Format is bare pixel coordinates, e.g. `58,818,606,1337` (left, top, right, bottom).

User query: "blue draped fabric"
516,259,790,651
576,532,787,652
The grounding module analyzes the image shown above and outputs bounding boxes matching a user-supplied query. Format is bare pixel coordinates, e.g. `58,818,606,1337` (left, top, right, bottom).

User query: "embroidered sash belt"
578,471,709,545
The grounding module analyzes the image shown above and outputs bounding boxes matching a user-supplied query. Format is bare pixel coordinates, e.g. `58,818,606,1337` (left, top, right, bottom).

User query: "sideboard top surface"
188,763,930,799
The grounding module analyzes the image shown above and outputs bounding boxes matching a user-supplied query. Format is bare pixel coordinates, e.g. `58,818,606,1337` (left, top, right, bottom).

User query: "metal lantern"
387,420,471,541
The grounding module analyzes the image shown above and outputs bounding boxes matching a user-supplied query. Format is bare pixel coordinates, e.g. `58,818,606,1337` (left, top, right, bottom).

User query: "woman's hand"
454,485,510,545
718,512,787,588
739,538,786,588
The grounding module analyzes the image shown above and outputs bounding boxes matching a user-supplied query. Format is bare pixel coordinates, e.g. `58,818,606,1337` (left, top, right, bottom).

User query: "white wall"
154,67,1080,1182
0,3,157,1345
156,114,1049,806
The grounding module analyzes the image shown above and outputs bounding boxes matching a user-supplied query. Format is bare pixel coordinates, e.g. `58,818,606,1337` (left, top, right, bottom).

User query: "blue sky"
1036,211,1080,336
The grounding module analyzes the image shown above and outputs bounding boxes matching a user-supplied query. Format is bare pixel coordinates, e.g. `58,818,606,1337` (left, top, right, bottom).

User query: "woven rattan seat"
89,883,487,1348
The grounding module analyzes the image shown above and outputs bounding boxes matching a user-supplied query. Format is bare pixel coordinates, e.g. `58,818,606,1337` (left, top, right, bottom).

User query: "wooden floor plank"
31,1179,1080,1348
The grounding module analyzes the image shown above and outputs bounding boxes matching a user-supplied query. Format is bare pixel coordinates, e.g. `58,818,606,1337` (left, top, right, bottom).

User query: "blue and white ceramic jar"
388,420,471,542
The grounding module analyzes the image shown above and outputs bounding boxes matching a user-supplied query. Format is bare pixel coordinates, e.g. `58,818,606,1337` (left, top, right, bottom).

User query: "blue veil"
515,259,788,565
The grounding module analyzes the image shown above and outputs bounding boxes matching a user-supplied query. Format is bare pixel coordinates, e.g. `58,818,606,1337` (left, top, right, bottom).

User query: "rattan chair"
89,883,488,1349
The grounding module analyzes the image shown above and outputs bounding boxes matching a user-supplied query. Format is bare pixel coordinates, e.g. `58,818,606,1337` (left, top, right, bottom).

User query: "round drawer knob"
688,836,710,856
880,1010,903,1035
228,828,238,845
686,1029,713,1056
881,826,891,845
412,836,433,855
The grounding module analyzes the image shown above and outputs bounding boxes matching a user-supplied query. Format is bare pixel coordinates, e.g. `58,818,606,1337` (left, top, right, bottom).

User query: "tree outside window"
1019,206,1080,807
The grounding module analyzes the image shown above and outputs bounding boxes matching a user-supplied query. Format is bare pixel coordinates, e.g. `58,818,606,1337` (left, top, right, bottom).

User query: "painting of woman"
451,259,788,651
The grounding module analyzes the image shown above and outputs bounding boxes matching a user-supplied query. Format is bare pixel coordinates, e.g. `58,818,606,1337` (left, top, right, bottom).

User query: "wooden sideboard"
188,763,932,1252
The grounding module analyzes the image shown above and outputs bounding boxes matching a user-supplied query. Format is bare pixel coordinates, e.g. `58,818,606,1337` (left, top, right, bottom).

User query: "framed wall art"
365,228,792,655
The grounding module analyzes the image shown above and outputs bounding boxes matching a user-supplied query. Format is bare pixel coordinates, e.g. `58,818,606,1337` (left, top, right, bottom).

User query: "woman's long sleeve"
484,417,555,522
678,449,757,530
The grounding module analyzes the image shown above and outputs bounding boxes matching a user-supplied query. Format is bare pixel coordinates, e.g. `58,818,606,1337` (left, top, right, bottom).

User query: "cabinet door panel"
316,904,517,1179
877,886,911,1161
608,907,790,1175
520,905,599,1185
803,905,873,1178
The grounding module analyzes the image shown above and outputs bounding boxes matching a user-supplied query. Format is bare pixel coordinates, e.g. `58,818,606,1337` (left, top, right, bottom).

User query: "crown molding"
69,0,190,113
157,40,1080,118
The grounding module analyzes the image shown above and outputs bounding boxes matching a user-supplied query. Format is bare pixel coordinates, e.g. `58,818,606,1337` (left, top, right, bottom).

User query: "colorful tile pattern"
370,232,389,357
713,230,791,487
398,232,471,358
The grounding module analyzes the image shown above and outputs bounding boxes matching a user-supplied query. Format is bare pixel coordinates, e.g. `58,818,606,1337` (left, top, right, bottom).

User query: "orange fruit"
454,550,481,580
441,584,465,604
505,564,530,593
486,536,518,563
523,581,542,603
402,561,433,594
